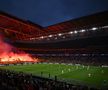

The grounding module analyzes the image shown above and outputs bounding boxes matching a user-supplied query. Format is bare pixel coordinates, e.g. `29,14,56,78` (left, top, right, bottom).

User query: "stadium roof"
44,11,108,32
0,10,108,40
0,10,108,30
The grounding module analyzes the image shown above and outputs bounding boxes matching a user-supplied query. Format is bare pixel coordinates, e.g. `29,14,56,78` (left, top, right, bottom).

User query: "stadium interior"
0,11,108,90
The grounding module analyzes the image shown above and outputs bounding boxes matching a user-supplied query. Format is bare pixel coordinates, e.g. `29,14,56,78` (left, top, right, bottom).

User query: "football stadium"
0,10,108,90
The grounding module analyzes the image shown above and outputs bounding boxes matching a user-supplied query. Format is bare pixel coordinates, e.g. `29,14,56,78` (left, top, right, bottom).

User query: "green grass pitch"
0,63,108,88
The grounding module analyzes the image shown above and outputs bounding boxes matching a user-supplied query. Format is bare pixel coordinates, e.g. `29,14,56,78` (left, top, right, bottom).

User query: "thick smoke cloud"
0,34,36,63
0,34,12,54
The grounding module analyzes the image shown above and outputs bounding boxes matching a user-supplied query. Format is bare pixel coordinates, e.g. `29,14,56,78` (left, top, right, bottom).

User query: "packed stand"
38,54,108,66
0,69,101,90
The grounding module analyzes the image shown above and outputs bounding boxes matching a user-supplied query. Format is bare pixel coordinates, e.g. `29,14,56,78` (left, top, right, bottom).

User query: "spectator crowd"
0,69,101,90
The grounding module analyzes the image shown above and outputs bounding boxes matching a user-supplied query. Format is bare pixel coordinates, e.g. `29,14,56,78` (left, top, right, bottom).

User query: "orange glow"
0,52,38,64
0,33,38,64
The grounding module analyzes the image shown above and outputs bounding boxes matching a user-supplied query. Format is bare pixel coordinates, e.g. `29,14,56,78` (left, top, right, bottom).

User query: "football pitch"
0,63,108,88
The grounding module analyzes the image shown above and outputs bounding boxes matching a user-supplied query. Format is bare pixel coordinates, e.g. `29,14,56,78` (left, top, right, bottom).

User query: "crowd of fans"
0,69,101,90
39,54,108,66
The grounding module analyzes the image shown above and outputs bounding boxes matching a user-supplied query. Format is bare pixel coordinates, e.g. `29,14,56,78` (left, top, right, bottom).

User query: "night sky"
0,0,108,27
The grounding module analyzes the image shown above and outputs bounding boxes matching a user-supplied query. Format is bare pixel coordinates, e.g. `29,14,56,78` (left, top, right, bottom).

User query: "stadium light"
74,30,78,34
40,36,44,39
30,38,35,40
80,29,86,32
91,27,97,30
102,25,108,28
49,35,53,37
69,31,73,34
58,33,62,36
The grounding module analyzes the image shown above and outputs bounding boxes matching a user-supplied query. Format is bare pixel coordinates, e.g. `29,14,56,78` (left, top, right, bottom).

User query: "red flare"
0,34,38,64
